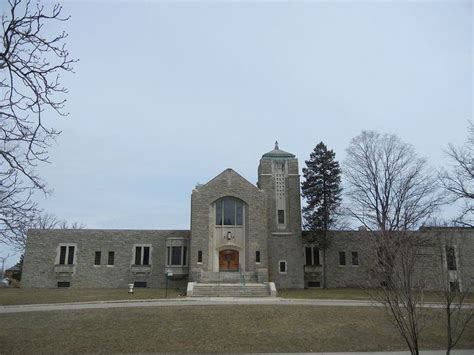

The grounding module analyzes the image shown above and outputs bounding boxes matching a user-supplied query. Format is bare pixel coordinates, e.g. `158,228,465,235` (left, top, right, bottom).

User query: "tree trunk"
323,248,327,289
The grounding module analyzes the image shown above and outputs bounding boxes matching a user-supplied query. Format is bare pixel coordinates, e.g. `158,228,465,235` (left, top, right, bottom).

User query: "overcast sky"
0,0,472,266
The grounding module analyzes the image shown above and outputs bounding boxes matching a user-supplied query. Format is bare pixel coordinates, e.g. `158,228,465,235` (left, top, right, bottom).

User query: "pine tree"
301,142,342,288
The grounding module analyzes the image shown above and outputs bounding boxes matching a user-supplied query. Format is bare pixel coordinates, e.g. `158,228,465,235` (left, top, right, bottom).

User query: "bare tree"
11,212,84,250
344,131,442,232
440,121,474,227
344,131,443,355
431,228,474,354
0,0,76,249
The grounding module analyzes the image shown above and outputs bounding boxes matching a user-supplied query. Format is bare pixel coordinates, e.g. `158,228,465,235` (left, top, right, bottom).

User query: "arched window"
215,197,244,226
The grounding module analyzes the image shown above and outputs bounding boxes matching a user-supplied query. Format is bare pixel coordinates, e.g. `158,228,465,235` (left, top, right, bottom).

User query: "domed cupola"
262,141,296,159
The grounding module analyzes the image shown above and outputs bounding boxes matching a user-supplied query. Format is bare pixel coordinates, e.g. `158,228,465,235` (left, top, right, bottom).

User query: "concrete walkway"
2,297,474,314
278,352,473,355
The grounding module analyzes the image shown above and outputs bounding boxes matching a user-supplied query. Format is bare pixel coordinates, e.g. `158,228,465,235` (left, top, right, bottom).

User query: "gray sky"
0,0,472,266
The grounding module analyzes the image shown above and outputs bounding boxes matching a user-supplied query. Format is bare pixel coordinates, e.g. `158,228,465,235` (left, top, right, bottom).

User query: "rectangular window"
67,246,75,265
134,245,151,266
59,246,67,265
279,260,287,274
197,250,203,263
108,251,115,266
94,251,101,266
57,281,70,288
171,246,182,266
339,251,346,266
143,246,150,265
256,251,261,263
446,246,457,271
313,247,320,265
216,200,223,225
449,281,460,292
277,210,285,224
223,199,236,225
135,246,142,265
58,245,75,265
305,247,312,266
134,281,147,288
236,201,243,225
351,251,359,266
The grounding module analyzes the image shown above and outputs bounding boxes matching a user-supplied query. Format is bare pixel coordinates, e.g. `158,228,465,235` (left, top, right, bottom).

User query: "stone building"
22,143,474,294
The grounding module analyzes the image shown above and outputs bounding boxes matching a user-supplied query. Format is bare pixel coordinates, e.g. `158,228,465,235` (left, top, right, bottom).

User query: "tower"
258,142,304,288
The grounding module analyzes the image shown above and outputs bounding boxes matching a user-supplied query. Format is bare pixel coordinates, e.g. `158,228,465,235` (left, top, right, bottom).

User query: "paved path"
278,352,473,355
2,297,473,314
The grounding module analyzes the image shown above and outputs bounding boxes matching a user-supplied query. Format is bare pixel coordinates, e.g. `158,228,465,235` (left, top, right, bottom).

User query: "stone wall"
306,228,474,291
22,229,190,289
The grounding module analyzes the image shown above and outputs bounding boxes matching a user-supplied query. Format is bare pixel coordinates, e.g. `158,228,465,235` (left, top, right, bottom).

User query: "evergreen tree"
301,142,342,288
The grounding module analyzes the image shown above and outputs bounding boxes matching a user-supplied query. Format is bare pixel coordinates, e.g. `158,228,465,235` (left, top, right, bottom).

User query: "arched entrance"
219,250,239,271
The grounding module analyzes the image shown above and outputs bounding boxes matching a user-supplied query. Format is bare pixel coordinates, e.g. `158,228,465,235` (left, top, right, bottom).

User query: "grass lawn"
279,288,474,303
0,305,473,353
0,288,181,306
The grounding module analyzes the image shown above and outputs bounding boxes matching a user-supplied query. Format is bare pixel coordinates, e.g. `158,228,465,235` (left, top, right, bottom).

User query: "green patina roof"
262,141,296,158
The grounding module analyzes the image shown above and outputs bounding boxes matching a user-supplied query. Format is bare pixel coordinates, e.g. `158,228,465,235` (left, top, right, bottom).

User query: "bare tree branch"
344,131,444,354
0,0,76,249
440,121,474,226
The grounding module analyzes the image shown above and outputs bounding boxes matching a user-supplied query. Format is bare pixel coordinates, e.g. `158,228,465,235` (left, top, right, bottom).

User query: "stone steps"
199,271,258,283
190,283,271,297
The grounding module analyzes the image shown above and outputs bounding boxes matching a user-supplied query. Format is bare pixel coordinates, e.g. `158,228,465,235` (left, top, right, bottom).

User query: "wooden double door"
219,250,239,271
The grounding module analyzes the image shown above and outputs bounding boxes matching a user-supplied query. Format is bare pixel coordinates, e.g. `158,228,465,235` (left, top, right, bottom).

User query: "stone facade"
21,144,474,292
22,230,190,288
189,169,268,283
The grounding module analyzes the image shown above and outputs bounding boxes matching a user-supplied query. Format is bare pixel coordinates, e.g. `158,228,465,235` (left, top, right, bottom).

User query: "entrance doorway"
219,250,239,271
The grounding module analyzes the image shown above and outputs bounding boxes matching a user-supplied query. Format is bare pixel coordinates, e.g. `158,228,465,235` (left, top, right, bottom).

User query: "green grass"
279,288,474,303
0,305,473,353
0,288,181,305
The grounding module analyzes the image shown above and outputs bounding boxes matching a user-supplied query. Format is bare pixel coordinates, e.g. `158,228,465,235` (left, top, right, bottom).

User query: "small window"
339,251,346,266
108,251,115,266
351,251,359,266
278,210,285,224
171,246,182,266
59,246,67,265
305,246,321,266
57,281,70,288
313,247,320,265
256,251,261,263
58,244,75,265
308,281,321,288
67,246,75,265
449,281,460,292
135,246,142,265
134,245,151,266
446,246,457,271
143,247,150,265
279,260,287,274
166,246,187,267
134,281,147,288
94,251,101,266
305,247,312,266
197,250,203,263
